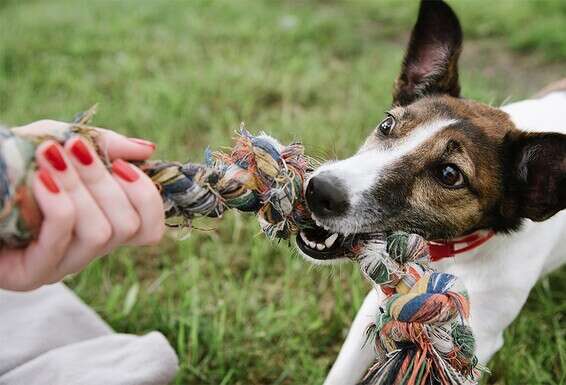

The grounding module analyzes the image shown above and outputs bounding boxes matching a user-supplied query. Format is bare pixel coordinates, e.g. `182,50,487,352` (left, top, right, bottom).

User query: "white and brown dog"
294,1,566,383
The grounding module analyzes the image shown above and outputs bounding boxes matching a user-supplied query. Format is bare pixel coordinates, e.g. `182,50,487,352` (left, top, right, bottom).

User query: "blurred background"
1,1,565,384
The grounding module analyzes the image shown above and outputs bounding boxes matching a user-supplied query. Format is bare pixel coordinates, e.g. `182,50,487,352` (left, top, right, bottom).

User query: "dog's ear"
504,132,566,222
392,0,463,106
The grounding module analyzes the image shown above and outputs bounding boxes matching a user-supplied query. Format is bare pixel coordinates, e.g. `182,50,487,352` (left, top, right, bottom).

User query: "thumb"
13,120,156,162
94,128,156,161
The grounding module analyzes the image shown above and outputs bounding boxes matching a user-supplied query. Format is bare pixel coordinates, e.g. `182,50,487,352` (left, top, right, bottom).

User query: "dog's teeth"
325,233,338,248
316,243,325,250
299,231,321,250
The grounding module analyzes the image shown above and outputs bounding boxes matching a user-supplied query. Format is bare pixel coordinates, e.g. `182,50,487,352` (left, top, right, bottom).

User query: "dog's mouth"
295,222,367,261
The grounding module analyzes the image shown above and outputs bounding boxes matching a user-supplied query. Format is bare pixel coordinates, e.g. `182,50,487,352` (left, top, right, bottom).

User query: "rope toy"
358,233,484,385
142,127,313,240
0,108,484,384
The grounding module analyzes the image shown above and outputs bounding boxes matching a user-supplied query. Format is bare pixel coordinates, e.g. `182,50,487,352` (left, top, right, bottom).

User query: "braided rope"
142,128,313,240
0,109,484,384
358,233,484,385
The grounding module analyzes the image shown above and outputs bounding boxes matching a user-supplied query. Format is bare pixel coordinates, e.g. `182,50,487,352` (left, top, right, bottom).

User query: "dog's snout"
306,173,349,218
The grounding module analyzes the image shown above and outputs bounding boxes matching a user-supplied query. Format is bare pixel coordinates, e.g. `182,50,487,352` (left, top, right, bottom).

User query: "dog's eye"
434,164,465,188
377,115,395,135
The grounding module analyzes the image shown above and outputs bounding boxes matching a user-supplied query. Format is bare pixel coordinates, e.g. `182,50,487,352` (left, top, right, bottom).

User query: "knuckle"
116,216,140,241
50,203,76,226
80,166,106,186
87,221,112,247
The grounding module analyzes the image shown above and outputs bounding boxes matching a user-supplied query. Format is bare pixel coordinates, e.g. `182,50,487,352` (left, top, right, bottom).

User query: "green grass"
1,1,565,384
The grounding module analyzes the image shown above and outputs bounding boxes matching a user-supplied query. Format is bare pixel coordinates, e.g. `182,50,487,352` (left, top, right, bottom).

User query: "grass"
1,1,565,384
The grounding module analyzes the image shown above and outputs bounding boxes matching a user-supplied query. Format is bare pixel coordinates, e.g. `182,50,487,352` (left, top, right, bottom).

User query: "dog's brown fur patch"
364,95,522,238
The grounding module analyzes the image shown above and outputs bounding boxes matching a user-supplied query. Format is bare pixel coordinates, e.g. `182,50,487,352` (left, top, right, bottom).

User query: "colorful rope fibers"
358,233,484,385
142,129,313,239
0,109,483,384
0,127,41,248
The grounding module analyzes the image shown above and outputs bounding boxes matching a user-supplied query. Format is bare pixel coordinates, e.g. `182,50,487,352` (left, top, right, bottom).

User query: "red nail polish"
38,169,60,193
43,144,67,171
70,139,94,165
112,159,139,182
129,138,156,150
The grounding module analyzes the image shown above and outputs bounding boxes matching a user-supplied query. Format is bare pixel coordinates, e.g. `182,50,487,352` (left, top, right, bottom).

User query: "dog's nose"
305,173,349,218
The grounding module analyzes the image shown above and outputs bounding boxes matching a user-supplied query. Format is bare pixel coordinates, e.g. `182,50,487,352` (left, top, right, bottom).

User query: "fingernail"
129,138,156,150
112,159,139,182
38,168,60,193
70,139,94,166
43,144,67,171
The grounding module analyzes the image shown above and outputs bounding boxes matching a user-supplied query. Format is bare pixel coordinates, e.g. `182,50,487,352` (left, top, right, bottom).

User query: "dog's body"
292,1,566,383
323,90,566,385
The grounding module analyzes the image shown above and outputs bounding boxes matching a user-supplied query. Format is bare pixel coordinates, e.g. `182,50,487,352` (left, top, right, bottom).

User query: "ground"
1,1,565,384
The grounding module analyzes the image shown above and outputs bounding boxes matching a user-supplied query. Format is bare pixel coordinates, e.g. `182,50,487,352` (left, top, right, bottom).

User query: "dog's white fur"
322,91,566,385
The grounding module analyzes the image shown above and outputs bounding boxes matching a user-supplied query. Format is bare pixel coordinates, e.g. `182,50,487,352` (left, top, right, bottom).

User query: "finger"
13,120,155,161
111,159,165,246
93,128,155,161
35,141,112,277
64,137,141,254
0,169,74,291
11,119,70,139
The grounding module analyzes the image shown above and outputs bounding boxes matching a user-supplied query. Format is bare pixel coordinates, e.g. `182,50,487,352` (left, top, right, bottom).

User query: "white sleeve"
0,283,178,385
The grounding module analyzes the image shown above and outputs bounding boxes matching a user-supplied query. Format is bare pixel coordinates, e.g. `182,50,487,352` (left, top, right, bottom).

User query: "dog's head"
296,0,566,262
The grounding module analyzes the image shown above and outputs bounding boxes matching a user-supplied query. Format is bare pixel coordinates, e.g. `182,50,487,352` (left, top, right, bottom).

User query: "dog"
293,1,566,384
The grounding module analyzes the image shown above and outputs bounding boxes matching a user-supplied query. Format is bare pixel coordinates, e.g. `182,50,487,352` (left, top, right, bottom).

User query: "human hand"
0,120,165,291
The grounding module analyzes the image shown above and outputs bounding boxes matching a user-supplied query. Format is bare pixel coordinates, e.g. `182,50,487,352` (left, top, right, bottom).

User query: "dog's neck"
427,229,495,261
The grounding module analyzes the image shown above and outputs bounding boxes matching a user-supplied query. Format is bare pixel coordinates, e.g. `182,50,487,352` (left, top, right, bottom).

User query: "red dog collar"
427,230,495,262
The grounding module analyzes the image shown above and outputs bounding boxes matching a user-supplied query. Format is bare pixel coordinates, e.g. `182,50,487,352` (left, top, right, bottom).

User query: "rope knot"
360,233,483,385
